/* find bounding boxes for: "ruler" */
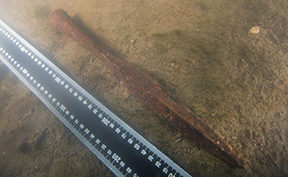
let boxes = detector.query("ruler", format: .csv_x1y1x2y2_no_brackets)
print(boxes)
0,19,192,177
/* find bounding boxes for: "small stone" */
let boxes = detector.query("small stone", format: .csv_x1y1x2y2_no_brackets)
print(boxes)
248,26,260,34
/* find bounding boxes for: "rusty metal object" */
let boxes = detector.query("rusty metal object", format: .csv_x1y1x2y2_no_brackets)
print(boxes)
48,9,246,168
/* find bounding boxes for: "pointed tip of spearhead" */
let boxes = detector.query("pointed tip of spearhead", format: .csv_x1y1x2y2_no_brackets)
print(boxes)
236,157,246,169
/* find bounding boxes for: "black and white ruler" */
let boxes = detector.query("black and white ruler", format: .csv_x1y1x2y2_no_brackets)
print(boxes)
0,19,192,177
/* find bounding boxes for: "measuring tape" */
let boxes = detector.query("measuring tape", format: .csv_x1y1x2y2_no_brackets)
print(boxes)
0,19,192,177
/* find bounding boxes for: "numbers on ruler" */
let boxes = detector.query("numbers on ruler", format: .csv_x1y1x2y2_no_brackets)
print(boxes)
148,155,154,162
95,139,101,145
126,167,132,174
163,167,169,174
119,161,125,168
134,143,140,150
128,138,133,144
102,117,110,126
155,161,161,168
115,128,121,134
141,149,147,155
121,133,127,139
112,153,121,163
109,123,115,129
90,134,95,139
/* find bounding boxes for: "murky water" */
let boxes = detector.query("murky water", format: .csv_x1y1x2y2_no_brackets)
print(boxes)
0,0,287,176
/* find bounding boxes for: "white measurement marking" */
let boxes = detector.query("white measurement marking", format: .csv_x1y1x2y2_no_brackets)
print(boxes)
60,104,67,112
128,138,133,144
141,149,147,156
90,134,95,139
55,77,61,83
22,69,28,74
109,123,115,129
93,109,98,114
121,133,127,139
84,128,90,134
155,161,161,168
115,128,121,134
112,153,121,163
107,149,112,155
101,144,107,150
119,161,125,168
102,117,110,126
148,155,154,162
126,167,132,174
95,139,101,145
134,144,140,150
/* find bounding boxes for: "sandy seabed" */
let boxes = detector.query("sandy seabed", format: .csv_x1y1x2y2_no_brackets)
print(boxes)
0,0,288,176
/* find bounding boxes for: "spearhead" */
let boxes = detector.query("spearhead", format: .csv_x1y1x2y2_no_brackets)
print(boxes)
48,9,246,169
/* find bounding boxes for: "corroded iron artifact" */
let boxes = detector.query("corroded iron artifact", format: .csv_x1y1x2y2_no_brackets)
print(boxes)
48,9,245,168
